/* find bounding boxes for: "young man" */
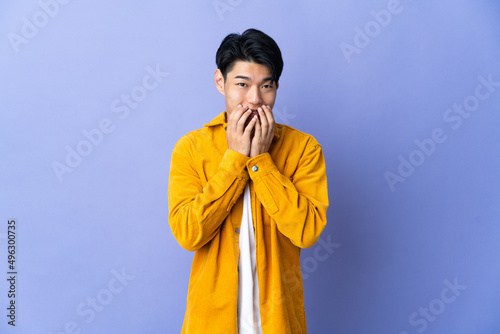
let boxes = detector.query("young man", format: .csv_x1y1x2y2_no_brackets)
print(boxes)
168,28,329,333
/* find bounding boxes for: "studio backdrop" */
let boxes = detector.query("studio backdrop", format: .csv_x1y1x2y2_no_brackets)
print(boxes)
1,0,499,333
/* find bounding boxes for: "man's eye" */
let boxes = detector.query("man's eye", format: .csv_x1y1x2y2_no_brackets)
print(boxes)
237,83,247,87
263,85,273,89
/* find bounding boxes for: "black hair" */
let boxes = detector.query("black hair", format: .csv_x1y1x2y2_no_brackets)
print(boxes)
216,28,283,84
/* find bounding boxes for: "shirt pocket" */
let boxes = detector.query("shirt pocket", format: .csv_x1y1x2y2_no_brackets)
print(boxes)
254,175,279,216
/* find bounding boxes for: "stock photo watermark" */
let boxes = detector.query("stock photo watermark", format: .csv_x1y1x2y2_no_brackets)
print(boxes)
273,106,296,125
340,0,415,64
5,219,18,327
384,74,500,192
249,233,340,328
48,268,135,334
7,0,73,54
51,64,169,183
301,234,340,280
398,277,467,334
213,0,243,21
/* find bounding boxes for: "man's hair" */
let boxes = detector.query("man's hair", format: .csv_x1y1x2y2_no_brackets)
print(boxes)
216,28,283,84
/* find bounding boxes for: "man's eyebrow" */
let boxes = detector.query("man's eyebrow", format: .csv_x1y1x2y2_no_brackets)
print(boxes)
233,75,274,82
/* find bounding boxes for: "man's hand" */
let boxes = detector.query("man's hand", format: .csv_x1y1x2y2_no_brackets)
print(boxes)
226,104,257,157
250,105,275,158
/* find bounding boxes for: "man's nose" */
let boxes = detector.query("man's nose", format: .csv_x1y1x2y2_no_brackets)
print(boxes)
246,86,262,106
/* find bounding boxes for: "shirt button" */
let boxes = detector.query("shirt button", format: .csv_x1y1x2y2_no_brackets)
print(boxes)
235,228,240,234
252,166,258,172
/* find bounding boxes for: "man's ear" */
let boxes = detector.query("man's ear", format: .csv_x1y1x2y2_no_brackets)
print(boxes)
214,69,225,95
276,81,279,90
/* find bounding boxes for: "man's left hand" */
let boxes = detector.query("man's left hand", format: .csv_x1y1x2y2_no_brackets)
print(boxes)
250,105,275,158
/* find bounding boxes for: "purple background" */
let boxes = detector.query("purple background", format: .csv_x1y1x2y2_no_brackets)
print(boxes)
1,0,499,333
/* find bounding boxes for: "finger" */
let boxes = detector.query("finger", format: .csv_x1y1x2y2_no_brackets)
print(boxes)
244,114,258,134
257,107,268,132
229,104,247,123
228,105,248,131
252,115,261,138
238,108,254,132
261,105,275,135
261,105,275,124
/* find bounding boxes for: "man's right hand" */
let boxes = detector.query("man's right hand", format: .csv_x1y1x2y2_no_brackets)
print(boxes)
226,104,257,157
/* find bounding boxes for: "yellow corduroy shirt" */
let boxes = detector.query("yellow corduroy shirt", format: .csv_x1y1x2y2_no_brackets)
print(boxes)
168,111,329,334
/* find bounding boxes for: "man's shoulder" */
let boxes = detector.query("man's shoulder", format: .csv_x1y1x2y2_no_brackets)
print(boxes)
173,125,215,149
277,123,321,148
173,113,224,152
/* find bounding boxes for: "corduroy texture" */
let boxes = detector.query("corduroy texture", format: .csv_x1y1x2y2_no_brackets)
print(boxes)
168,112,329,334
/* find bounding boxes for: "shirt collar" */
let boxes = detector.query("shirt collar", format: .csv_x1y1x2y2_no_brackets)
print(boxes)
203,111,227,127
204,111,282,140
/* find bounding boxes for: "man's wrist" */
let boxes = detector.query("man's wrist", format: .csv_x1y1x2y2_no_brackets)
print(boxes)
221,149,250,177
246,153,277,178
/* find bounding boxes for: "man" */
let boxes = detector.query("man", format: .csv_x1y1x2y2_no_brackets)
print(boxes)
168,28,329,333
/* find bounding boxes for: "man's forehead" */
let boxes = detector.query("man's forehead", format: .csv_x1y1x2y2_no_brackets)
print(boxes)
228,61,272,81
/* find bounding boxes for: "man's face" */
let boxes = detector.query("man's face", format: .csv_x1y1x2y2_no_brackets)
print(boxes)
215,60,279,119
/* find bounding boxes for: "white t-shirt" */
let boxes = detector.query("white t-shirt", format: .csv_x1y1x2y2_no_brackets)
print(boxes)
237,184,263,334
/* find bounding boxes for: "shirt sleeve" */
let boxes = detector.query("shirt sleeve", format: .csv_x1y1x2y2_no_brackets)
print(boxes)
246,140,329,248
168,142,249,251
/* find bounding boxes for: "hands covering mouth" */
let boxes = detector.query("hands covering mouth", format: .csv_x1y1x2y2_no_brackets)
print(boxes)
245,109,261,127
226,104,275,158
